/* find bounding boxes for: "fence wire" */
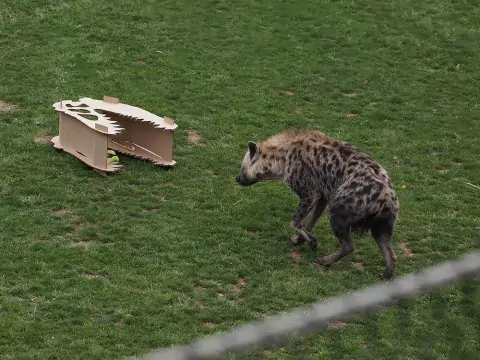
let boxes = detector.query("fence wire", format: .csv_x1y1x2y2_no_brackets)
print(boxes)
136,251,480,360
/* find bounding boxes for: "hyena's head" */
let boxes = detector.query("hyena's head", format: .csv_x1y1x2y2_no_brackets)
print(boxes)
235,141,264,186
236,141,281,186
235,142,261,186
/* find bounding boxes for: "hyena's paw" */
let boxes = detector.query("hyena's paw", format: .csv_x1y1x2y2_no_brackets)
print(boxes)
316,257,332,268
381,271,395,281
291,234,305,246
292,228,318,250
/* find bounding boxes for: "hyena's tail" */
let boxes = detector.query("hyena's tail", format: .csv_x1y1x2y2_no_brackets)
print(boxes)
350,214,396,237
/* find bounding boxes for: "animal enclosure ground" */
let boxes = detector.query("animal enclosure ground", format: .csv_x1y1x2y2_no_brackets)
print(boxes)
0,0,479,359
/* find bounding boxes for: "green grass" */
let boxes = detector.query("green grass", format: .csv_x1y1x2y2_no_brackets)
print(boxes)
1,0,479,359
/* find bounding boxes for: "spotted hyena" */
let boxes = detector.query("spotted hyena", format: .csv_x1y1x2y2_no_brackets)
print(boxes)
235,128,399,279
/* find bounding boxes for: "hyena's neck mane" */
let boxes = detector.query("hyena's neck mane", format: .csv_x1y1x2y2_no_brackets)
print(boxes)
256,129,334,180
263,129,331,148
257,141,289,179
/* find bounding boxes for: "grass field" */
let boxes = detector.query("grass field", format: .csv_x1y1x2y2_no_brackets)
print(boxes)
1,0,479,359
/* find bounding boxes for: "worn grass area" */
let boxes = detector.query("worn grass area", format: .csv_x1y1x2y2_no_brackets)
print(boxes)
0,0,479,359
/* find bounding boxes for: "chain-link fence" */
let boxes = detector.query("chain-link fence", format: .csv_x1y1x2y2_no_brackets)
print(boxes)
135,250,480,360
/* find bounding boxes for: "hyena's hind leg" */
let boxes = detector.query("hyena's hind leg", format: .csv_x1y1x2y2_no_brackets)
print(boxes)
317,214,355,267
291,197,328,249
290,197,320,250
371,216,397,280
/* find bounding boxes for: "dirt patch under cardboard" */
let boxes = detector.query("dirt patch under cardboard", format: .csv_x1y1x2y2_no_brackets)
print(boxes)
34,134,54,144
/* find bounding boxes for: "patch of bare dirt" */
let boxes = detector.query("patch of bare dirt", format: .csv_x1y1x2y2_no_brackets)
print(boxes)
115,314,132,326
232,278,246,293
52,209,71,216
83,274,106,279
328,321,348,329
346,112,359,118
187,130,201,145
203,322,222,328
263,347,285,356
0,100,17,111
285,90,295,95
399,243,414,257
437,169,449,174
353,262,364,271
290,250,302,263
199,303,205,311
34,134,53,144
343,92,357,97
70,241,92,248
67,224,85,235
206,169,218,177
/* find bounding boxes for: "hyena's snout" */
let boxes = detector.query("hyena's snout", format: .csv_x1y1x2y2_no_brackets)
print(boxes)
235,173,249,186
235,173,256,186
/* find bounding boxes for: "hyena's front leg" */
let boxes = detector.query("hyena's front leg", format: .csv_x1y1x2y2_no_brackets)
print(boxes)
290,197,318,250
291,197,327,249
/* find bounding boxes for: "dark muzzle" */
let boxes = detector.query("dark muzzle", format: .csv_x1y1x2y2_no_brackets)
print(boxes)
235,173,255,186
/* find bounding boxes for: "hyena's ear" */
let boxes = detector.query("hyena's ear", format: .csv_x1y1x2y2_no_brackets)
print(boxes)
248,141,259,161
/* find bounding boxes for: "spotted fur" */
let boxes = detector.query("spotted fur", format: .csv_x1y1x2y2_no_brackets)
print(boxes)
235,128,399,279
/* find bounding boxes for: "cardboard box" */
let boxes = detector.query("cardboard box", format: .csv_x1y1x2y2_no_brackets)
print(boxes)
51,96,177,175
